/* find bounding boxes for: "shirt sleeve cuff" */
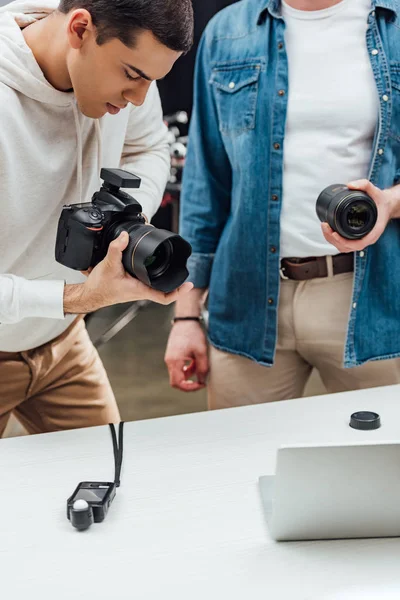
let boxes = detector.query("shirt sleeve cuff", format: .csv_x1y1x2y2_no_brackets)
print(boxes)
187,253,215,289
19,279,66,320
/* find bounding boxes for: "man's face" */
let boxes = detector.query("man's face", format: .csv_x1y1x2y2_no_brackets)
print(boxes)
66,12,182,118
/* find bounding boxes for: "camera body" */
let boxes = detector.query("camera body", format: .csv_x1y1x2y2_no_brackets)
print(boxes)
56,168,144,272
55,168,191,293
316,184,378,240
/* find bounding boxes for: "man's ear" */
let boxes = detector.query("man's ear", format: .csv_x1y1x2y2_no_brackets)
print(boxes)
66,9,95,50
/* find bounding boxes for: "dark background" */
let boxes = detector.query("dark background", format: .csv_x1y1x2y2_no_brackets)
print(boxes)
158,0,239,117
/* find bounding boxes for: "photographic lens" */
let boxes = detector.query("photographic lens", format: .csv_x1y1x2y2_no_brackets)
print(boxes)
112,222,191,293
346,203,369,230
316,184,377,240
143,241,173,277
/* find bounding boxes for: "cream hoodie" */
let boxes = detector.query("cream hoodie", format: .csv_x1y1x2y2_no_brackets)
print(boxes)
0,0,170,351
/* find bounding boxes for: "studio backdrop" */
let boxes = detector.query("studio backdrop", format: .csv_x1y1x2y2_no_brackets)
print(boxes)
158,0,239,117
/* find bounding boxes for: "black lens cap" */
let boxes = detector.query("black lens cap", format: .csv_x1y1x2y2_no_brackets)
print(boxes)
350,411,381,431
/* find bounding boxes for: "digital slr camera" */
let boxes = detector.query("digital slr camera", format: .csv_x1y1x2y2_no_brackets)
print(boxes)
55,168,192,293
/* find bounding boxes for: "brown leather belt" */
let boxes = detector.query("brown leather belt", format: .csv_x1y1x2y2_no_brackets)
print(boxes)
280,253,354,281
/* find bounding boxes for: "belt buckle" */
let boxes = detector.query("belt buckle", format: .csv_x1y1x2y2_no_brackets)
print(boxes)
280,265,289,280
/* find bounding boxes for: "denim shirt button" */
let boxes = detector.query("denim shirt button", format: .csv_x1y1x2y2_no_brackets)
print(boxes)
371,49,379,56
278,89,285,96
378,148,384,155
272,194,279,201
383,94,389,102
353,303,357,309
273,142,281,150
268,298,274,305
278,42,283,50
359,251,365,258
228,82,236,89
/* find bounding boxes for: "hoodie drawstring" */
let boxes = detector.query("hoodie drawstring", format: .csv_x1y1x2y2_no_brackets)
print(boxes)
95,119,102,182
72,100,83,203
72,101,103,202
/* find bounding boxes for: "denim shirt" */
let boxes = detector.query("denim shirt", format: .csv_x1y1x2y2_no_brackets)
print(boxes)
180,0,400,368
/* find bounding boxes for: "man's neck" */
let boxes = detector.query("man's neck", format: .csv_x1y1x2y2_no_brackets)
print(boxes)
22,13,72,92
284,0,344,9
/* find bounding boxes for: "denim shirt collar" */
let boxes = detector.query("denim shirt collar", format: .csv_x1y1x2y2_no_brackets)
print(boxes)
373,0,398,13
257,0,280,22
256,0,398,24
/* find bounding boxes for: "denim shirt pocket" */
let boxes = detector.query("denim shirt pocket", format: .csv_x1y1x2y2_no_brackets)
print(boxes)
209,61,262,135
389,63,400,181
389,63,400,141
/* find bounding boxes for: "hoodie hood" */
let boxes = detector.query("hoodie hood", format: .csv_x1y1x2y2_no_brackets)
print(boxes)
0,0,58,27
0,0,104,205
0,0,72,106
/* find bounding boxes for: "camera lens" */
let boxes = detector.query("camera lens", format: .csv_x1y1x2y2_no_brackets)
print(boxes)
316,184,378,240
110,223,191,293
346,203,369,230
143,240,173,278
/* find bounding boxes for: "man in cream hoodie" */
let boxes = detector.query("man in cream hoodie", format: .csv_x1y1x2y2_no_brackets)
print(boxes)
0,0,194,435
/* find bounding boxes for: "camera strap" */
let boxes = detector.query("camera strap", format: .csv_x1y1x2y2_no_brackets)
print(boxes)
109,422,125,487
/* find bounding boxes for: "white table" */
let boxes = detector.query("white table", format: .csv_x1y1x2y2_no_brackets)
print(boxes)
1,385,400,599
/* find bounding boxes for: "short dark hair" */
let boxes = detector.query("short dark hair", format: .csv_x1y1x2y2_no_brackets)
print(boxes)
58,0,194,52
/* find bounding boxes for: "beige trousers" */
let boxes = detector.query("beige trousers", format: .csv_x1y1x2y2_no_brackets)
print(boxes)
208,272,400,410
0,317,120,436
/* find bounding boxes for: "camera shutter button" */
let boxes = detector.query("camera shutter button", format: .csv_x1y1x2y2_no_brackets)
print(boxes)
90,211,101,219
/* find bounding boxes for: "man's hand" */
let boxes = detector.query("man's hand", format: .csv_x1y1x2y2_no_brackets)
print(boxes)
165,321,209,392
321,180,400,253
64,231,193,314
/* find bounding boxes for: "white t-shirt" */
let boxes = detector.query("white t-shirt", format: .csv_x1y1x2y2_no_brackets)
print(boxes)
279,0,378,258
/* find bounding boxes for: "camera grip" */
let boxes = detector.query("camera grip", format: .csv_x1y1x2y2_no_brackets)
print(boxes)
56,216,99,271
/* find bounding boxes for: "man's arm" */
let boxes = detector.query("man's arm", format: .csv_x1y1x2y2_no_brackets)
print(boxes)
0,274,64,324
62,232,193,314
165,31,232,391
322,179,400,252
120,82,170,222
177,31,232,297
0,234,193,325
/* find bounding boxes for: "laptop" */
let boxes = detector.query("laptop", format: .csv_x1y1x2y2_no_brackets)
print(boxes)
259,441,400,541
